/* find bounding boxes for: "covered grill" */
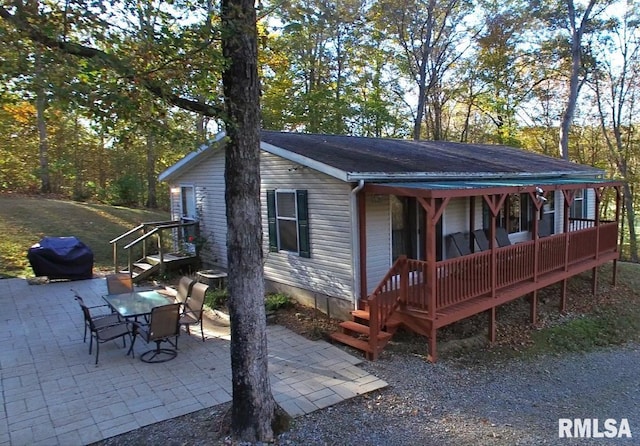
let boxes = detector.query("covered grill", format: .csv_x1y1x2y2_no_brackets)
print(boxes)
27,236,94,280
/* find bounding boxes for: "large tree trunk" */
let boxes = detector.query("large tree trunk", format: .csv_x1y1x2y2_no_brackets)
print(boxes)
221,0,277,441
622,182,638,262
412,56,429,141
558,0,598,160
558,31,581,161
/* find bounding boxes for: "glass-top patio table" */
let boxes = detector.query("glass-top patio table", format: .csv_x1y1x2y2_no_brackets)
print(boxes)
103,290,174,319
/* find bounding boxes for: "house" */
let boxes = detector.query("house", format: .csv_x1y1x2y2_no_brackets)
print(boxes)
159,131,623,361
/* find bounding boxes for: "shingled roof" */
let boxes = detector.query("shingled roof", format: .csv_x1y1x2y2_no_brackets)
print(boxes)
160,131,604,183
260,131,602,181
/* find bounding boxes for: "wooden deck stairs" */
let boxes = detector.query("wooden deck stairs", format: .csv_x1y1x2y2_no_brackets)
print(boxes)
110,220,201,283
330,309,398,360
119,253,199,283
118,257,159,282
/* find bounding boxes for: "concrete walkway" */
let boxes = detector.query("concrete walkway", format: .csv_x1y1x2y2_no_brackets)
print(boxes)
0,277,386,446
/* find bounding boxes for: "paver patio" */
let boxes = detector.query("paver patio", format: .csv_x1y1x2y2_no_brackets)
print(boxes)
0,277,387,446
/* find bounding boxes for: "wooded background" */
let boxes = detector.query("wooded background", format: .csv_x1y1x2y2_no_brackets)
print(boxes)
0,0,638,259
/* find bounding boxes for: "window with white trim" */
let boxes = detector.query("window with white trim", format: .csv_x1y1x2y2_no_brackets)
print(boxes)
570,189,588,219
485,193,533,234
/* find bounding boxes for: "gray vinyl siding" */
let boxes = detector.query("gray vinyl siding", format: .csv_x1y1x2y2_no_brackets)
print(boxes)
168,150,227,268
441,198,470,259
557,188,596,232
366,194,391,294
443,198,469,235
261,152,354,301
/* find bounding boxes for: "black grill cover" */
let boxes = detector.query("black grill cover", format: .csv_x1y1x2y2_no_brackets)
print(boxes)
27,236,94,280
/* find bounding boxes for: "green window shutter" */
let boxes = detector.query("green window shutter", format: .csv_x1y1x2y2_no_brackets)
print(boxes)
266,190,278,252
296,190,310,258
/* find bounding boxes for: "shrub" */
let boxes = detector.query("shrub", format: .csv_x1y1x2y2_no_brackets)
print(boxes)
205,288,228,309
265,293,292,312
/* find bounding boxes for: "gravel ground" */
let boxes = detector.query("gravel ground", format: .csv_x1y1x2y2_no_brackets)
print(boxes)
279,344,640,446
95,342,640,446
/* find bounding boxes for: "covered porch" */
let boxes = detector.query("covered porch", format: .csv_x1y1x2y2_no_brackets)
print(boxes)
333,177,623,362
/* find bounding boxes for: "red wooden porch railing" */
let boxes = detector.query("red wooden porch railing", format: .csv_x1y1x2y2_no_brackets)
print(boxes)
366,256,407,354
367,221,619,322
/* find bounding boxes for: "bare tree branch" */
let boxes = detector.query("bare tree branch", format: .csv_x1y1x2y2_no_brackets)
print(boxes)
0,5,225,118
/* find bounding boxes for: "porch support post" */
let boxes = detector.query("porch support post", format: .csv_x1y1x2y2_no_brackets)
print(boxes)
488,307,496,343
528,191,544,283
530,290,538,325
419,196,448,364
428,326,437,363
613,185,622,286
592,188,603,295
469,196,476,252
417,196,449,320
482,193,508,299
358,190,367,306
560,190,574,313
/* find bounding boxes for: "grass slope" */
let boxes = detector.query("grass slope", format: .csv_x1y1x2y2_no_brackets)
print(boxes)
0,195,169,278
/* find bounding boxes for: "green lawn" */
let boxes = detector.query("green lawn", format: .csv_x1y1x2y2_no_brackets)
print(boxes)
0,195,169,278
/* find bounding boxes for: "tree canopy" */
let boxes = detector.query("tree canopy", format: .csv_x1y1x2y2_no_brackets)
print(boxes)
0,0,638,259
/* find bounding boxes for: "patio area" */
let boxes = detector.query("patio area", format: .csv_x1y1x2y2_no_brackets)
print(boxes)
0,277,387,446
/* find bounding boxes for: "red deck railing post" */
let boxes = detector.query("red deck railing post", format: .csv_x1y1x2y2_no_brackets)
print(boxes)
400,256,408,306
369,295,379,357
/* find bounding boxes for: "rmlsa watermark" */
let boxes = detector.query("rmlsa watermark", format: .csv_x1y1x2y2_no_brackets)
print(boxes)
559,418,632,439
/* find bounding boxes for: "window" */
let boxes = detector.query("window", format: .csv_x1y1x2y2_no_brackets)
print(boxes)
570,189,588,218
179,185,197,243
180,185,196,220
267,190,310,257
390,196,440,261
485,193,532,234
541,191,555,236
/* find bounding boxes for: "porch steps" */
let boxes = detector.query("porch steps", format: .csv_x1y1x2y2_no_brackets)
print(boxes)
133,262,154,271
330,313,394,360
119,257,160,282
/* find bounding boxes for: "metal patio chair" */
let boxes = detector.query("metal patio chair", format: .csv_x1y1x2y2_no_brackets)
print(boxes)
76,296,132,364
130,303,181,363
175,276,196,306
74,294,122,346
447,232,472,258
106,273,134,295
179,282,209,346
495,227,513,247
472,229,491,251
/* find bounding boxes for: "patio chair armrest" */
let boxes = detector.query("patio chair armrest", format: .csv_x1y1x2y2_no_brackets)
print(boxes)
131,320,150,336
87,303,110,310
88,303,117,315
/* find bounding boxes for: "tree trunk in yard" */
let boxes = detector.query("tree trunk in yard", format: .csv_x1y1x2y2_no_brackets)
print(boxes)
558,0,598,160
558,30,582,161
221,0,278,441
413,55,429,141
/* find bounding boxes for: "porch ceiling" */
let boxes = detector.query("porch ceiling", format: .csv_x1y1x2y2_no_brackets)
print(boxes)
365,177,623,198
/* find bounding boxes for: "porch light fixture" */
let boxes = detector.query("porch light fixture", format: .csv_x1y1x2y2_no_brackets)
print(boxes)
535,187,547,203
170,186,180,194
